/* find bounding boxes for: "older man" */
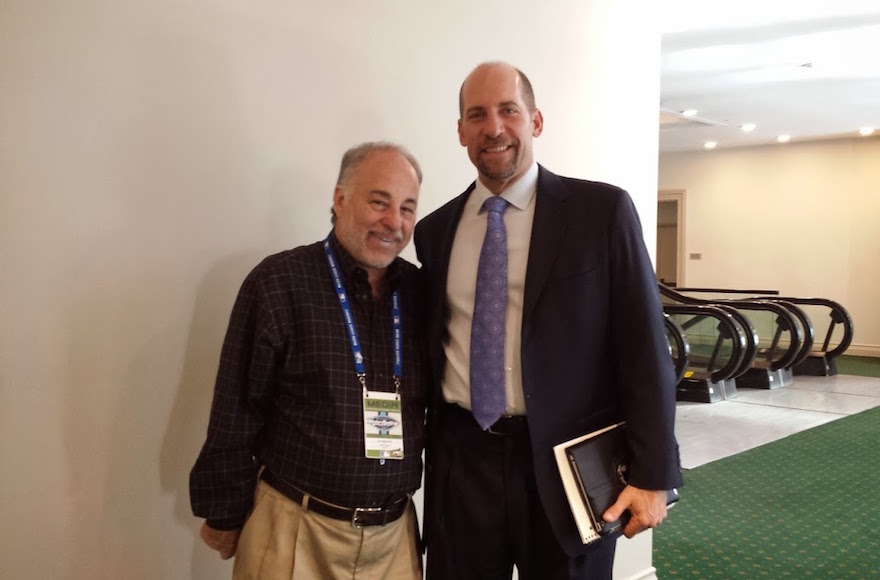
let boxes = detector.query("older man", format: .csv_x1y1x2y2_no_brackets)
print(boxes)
191,141,428,579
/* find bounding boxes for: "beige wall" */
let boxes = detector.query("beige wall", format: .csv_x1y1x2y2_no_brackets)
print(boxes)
0,1,663,578
659,137,880,356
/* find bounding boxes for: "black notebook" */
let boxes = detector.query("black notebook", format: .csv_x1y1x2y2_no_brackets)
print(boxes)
553,422,679,544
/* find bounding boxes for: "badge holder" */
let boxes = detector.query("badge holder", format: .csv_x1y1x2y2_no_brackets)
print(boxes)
362,375,404,463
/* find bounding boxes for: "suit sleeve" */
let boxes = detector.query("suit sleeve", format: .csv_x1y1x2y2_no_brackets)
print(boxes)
608,191,683,490
189,265,281,530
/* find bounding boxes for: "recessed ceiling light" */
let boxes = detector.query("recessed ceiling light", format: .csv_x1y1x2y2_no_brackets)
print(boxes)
704,141,717,149
681,109,698,117
740,123,756,133
777,134,791,143
859,127,875,136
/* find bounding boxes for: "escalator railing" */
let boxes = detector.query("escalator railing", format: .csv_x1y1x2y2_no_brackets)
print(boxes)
663,303,749,402
674,287,853,376
780,297,854,375
664,313,690,385
712,303,760,380
660,284,805,389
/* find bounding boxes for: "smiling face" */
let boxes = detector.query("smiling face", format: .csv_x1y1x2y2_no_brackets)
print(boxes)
332,149,420,278
458,63,543,194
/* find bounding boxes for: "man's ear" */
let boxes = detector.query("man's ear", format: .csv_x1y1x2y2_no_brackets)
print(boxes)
531,109,544,138
333,186,346,214
458,118,466,146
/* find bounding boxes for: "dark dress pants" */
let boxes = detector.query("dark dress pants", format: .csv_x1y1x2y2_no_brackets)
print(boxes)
426,404,615,580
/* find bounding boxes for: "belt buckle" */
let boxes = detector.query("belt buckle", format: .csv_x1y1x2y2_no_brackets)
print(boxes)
486,422,505,435
351,506,383,528
486,416,514,436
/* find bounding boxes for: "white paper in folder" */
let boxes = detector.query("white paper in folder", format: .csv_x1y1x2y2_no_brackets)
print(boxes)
552,422,623,544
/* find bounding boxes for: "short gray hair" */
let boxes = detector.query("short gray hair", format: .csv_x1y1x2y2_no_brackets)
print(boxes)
331,141,422,223
336,141,423,187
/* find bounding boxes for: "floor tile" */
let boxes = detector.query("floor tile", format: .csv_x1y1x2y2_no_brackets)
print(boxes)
788,374,880,397
734,386,880,414
675,373,880,469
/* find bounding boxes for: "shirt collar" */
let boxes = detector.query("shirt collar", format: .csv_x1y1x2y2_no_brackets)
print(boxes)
472,161,538,212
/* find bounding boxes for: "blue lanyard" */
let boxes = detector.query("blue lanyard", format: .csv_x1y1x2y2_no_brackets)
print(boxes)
323,237,402,391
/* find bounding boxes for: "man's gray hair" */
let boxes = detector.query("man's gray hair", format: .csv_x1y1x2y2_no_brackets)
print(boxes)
331,141,422,224
336,141,423,187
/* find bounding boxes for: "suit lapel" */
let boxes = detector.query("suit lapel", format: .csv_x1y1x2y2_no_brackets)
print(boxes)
523,166,570,319
435,184,475,289
425,184,474,371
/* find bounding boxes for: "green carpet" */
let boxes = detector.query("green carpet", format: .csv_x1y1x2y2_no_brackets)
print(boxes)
654,405,880,578
836,355,880,378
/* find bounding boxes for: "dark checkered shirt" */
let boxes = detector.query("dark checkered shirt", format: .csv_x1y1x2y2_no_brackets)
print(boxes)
189,234,428,530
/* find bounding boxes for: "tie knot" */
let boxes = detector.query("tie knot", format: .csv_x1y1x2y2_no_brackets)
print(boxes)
483,195,508,215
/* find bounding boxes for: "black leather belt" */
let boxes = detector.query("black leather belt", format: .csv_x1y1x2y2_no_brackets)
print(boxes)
444,402,528,436
486,414,529,436
261,470,409,528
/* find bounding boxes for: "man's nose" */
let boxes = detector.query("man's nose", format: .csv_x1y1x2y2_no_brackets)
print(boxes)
485,113,504,138
383,208,403,231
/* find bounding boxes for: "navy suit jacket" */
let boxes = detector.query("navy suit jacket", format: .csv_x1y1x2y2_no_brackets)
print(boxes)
414,165,682,556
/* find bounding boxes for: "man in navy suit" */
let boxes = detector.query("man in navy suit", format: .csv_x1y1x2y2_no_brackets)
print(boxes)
413,61,682,579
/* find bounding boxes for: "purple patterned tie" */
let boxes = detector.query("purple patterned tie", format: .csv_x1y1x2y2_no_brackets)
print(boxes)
470,195,509,429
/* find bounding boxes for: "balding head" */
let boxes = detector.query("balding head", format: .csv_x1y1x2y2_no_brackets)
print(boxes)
459,61,536,118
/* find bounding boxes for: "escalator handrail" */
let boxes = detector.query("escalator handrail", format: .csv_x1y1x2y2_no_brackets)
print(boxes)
690,293,823,367
674,287,779,296
660,283,804,371
663,313,690,384
711,304,759,379
663,303,746,383
757,299,815,367
757,297,853,359
672,287,853,361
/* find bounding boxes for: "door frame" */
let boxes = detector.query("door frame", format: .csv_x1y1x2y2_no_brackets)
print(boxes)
658,189,686,286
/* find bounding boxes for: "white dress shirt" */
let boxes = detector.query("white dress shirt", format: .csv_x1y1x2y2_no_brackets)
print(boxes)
442,163,538,415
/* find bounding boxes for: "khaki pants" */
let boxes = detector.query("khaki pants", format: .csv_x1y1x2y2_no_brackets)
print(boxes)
233,480,421,580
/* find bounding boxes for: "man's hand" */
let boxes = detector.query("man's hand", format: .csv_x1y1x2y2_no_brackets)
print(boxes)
199,521,241,560
602,485,669,538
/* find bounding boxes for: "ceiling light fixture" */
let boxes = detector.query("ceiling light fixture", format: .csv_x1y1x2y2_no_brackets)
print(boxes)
777,134,791,143
704,141,717,149
740,123,756,133
681,109,698,117
859,127,875,136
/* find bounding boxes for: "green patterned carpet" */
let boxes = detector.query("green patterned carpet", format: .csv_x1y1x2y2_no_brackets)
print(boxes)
836,355,880,378
654,404,880,578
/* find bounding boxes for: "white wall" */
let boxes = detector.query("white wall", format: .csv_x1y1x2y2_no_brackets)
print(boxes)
659,137,880,356
0,1,662,578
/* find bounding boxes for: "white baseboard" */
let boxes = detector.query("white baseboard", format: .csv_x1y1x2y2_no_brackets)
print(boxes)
845,343,880,357
622,567,658,580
